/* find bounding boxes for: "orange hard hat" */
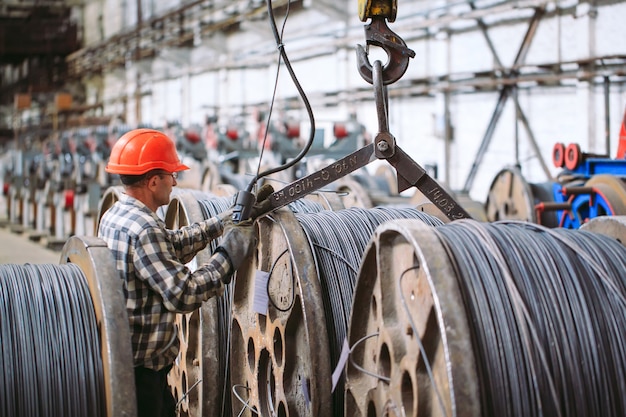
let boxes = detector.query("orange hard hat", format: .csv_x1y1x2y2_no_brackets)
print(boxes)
105,128,190,175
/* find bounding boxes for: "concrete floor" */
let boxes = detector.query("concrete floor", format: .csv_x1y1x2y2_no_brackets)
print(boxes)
0,196,63,265
0,222,63,265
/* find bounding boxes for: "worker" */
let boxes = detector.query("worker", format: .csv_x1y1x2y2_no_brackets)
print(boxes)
98,128,272,417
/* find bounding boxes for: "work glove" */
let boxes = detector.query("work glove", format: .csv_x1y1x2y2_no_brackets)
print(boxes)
249,183,275,220
219,183,275,229
216,220,258,283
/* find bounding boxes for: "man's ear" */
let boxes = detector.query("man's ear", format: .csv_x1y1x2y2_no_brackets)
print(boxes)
146,174,159,189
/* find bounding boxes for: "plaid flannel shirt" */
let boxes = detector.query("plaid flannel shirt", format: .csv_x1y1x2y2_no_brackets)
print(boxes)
98,194,231,371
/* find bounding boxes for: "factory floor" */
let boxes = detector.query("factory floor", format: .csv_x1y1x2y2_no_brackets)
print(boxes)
0,222,62,265
0,197,62,265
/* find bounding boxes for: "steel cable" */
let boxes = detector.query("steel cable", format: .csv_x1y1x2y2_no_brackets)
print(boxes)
184,193,445,416
194,191,236,417
191,190,327,417
433,220,626,417
0,263,105,417
294,207,444,416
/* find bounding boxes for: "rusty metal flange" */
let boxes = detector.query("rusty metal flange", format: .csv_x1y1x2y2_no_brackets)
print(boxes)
585,174,626,216
580,215,626,246
230,209,333,417
485,167,536,223
60,235,137,417
345,219,480,417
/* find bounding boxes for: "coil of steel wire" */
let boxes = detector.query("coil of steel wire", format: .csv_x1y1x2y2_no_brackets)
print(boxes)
230,206,443,417
163,188,331,417
345,218,626,417
162,189,233,417
0,263,104,416
298,208,444,417
1,235,135,417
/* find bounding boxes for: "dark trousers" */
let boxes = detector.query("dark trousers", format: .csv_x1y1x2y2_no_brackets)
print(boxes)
134,364,176,417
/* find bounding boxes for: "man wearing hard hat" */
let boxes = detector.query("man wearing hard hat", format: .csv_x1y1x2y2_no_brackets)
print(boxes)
98,128,267,417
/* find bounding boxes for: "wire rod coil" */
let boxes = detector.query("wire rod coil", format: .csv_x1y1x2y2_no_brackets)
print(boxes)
163,187,333,416
346,218,626,417
60,235,136,417
346,219,480,417
230,206,443,417
163,189,234,417
165,188,328,417
296,208,443,417
1,235,135,417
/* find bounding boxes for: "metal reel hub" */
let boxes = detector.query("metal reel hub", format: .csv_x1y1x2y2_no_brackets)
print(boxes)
485,167,536,223
230,209,332,417
60,235,136,417
345,220,480,417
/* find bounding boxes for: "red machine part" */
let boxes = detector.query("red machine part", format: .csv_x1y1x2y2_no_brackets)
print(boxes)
617,110,626,159
286,123,300,139
184,130,201,144
226,127,239,141
333,123,349,139
3,182,9,196
64,189,74,210
564,143,582,171
552,142,566,168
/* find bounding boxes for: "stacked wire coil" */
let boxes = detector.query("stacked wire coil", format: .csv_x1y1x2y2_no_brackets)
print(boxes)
230,205,444,417
164,188,329,417
196,192,236,417
162,189,234,417
296,208,444,417
345,218,626,417
0,263,105,417
436,220,626,417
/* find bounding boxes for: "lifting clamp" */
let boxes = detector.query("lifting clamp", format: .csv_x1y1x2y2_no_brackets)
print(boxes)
259,62,472,222
246,0,472,222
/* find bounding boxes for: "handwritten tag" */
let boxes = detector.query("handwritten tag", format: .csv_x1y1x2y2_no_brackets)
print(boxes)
253,270,270,316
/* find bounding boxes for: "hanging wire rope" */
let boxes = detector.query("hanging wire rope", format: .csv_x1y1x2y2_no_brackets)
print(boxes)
294,207,444,416
433,220,626,417
0,263,105,417
239,0,316,193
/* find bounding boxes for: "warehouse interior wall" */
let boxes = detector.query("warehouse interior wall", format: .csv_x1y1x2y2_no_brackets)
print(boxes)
1,0,625,201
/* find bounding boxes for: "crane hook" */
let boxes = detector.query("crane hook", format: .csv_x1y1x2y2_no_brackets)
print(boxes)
356,17,415,86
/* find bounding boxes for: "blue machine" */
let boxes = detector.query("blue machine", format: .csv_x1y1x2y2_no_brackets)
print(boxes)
544,142,626,229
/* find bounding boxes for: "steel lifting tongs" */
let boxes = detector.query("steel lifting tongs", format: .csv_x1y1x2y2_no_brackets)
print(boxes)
260,1,472,222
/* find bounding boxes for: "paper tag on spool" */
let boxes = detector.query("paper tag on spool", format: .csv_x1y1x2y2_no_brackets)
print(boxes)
253,270,270,316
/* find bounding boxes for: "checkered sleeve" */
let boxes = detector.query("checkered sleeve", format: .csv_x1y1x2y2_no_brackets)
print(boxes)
166,214,226,264
134,223,231,313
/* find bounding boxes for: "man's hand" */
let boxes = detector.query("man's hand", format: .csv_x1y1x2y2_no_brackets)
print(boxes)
218,183,275,232
249,183,274,220
216,220,257,283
